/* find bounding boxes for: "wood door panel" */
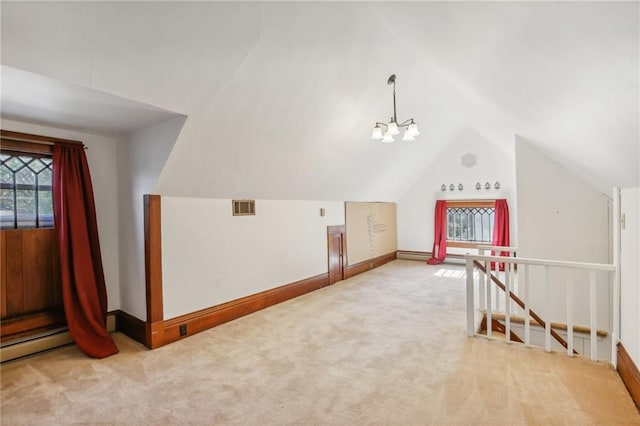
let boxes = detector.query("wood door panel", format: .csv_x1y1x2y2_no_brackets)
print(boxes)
51,237,62,309
22,229,54,313
327,226,345,285
1,228,62,320
1,232,7,318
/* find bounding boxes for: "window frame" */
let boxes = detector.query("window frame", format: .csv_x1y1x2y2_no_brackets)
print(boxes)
445,200,496,248
0,130,83,230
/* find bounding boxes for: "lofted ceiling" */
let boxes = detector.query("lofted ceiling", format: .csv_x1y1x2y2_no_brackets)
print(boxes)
1,1,637,201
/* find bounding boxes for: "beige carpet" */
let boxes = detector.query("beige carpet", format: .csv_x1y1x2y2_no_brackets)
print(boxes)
1,260,638,425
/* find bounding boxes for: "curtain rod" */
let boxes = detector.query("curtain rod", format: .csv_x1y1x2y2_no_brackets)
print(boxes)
1,130,87,149
1,138,88,150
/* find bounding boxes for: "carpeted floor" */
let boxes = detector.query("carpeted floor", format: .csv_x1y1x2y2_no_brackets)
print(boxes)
1,260,638,425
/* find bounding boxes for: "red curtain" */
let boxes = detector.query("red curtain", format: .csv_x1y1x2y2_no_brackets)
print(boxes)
491,199,510,271
53,144,118,359
427,200,448,265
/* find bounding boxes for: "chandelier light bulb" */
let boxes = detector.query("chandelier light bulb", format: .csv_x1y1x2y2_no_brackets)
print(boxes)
408,122,420,136
388,120,399,136
402,130,415,141
371,125,383,140
382,131,395,143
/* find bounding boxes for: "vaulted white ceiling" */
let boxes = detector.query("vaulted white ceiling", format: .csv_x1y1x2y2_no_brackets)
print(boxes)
1,2,637,201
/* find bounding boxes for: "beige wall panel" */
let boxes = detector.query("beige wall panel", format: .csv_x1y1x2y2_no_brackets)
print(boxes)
346,202,397,266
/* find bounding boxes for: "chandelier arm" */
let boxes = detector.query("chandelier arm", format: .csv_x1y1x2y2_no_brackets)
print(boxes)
397,118,414,127
375,122,389,128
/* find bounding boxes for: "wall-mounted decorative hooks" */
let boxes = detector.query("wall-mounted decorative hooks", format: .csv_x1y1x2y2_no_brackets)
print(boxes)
442,181,497,191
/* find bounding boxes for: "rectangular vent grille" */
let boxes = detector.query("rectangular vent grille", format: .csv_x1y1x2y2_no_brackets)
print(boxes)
232,200,255,216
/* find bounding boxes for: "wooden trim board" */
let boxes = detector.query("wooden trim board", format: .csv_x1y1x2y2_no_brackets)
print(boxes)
344,251,397,280
1,129,83,146
446,200,495,208
161,273,329,346
617,342,640,410
1,310,66,342
113,310,146,346
144,194,164,348
343,251,397,279
486,311,608,338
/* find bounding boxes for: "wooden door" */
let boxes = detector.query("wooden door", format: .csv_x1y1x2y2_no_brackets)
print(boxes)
327,225,345,285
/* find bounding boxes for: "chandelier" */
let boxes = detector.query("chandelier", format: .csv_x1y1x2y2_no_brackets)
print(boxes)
371,74,420,143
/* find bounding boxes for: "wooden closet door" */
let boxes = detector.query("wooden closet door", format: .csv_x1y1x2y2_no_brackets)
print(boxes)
327,226,345,285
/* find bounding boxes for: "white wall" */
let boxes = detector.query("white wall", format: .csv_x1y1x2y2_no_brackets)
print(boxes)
397,129,516,255
1,118,122,311
161,198,344,319
516,137,610,332
620,186,639,366
117,116,186,320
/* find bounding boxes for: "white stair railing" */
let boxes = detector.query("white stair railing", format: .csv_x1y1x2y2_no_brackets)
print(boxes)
465,252,616,363
476,245,518,334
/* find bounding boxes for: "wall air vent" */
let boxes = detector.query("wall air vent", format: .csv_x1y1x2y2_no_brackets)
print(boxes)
232,200,255,216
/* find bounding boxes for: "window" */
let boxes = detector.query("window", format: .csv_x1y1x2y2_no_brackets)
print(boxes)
0,150,54,229
446,200,495,247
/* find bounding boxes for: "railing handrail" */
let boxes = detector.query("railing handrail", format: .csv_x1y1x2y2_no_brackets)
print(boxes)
464,254,615,272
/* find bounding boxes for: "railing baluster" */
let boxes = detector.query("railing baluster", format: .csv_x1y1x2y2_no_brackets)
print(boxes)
466,258,475,337
511,261,515,315
483,255,489,315
590,270,597,361
505,260,511,342
544,266,551,352
479,248,486,311
524,264,530,346
494,263,500,313
566,269,573,357
486,260,492,338
509,252,516,316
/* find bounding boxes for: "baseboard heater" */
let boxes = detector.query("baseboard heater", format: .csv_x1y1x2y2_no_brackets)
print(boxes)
1,314,117,363
1,328,73,363
396,250,467,263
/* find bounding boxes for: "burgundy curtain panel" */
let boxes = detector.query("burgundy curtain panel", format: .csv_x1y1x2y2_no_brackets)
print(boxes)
491,199,510,271
427,200,448,265
53,144,118,359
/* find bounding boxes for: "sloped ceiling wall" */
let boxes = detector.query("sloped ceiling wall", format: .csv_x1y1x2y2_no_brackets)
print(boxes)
1,2,638,201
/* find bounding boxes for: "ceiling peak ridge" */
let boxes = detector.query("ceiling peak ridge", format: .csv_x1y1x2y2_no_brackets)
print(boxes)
199,4,271,114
